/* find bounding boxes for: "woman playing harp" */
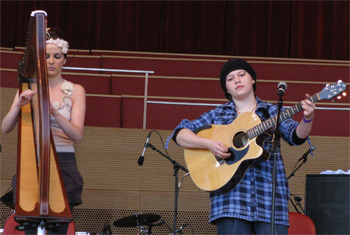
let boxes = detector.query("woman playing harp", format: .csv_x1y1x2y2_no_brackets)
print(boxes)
2,27,86,234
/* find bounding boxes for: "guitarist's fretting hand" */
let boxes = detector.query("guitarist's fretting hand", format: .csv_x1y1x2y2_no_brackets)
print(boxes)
176,128,232,159
301,93,315,120
296,93,316,139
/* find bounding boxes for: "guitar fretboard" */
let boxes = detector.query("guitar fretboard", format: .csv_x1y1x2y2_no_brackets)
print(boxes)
247,93,320,139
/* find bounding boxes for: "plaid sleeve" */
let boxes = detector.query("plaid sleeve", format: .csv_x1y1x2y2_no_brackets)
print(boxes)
165,119,197,148
268,103,302,146
165,107,221,149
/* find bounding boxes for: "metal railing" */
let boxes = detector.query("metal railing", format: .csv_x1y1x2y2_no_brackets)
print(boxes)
63,66,154,129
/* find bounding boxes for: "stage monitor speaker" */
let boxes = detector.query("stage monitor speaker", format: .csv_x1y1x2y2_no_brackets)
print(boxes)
305,174,350,234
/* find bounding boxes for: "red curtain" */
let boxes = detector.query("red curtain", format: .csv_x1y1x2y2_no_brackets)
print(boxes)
290,1,349,60
1,0,348,60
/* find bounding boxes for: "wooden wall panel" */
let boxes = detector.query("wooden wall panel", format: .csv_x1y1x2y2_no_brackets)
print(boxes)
0,51,22,70
64,55,102,73
101,55,224,77
63,72,112,95
0,69,19,88
111,75,146,96
85,95,121,128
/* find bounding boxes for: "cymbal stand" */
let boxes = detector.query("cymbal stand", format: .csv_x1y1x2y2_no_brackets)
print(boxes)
135,212,148,235
137,225,149,235
134,213,149,235
147,143,189,235
147,219,165,234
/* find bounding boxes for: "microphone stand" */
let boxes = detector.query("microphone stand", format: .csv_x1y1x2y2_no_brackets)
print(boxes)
270,95,283,235
288,194,302,214
287,156,309,180
287,155,310,214
147,143,189,235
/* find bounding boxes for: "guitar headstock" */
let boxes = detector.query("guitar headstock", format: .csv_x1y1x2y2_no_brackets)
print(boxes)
318,80,347,101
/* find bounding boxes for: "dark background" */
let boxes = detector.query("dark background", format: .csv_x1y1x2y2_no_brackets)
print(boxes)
1,0,349,60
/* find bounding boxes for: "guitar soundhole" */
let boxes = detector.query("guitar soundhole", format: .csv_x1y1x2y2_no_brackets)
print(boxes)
232,131,248,148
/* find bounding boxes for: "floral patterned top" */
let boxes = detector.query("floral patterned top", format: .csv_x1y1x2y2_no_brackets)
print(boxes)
50,79,74,152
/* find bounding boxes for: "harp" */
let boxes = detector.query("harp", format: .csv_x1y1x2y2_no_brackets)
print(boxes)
4,10,73,234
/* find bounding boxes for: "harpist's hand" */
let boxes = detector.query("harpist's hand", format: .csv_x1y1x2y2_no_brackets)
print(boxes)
17,89,36,107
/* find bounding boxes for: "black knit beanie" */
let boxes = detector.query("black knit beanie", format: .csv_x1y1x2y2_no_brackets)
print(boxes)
220,58,257,100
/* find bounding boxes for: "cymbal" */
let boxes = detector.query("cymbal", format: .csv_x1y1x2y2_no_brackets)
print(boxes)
113,214,161,227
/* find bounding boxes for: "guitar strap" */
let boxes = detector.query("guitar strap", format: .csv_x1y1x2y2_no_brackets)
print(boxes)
257,106,276,138
258,106,271,121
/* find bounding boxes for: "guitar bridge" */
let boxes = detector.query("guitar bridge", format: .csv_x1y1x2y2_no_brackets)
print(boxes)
215,156,225,167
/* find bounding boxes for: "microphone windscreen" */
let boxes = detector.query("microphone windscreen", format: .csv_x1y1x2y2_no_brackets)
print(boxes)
138,156,144,166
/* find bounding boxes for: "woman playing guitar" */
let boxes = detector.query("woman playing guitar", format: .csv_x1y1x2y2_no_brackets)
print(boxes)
169,58,315,234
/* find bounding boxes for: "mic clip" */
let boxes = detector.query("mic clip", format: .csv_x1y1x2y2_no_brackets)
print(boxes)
277,81,287,97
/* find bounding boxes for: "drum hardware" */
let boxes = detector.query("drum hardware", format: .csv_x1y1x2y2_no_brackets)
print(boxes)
113,213,162,234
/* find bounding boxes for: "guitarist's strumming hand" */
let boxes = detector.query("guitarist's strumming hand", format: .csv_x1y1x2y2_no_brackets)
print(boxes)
207,139,231,159
176,128,231,159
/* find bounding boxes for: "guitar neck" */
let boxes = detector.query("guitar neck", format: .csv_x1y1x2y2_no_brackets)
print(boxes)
247,93,320,139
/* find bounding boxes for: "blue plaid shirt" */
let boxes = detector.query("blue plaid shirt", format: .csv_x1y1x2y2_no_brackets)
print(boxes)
167,96,306,226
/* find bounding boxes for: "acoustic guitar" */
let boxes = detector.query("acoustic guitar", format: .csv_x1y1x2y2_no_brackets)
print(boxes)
184,81,347,193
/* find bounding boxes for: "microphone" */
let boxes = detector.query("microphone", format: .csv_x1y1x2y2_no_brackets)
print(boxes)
138,131,152,166
277,81,287,96
298,145,316,162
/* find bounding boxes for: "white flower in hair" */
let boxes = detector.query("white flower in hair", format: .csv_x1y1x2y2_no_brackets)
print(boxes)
46,38,69,54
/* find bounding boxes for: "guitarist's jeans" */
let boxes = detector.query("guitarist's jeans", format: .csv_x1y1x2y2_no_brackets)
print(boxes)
216,217,288,235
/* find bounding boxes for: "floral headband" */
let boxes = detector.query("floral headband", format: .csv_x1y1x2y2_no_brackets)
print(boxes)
46,38,69,54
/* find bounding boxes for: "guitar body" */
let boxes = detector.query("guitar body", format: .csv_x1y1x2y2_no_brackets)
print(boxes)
184,112,269,193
